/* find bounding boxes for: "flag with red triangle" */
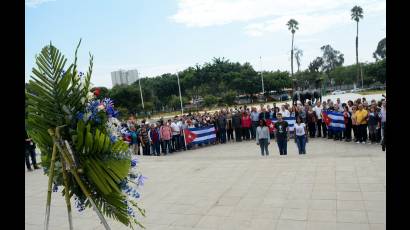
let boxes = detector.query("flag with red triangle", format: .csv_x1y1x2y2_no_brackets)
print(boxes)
322,111,332,126
184,129,198,144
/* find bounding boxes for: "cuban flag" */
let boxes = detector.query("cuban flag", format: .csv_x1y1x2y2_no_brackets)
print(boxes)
322,111,345,131
270,117,296,131
184,126,216,145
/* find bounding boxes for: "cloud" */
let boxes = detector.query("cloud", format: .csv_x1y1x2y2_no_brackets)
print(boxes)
171,0,385,36
25,0,55,8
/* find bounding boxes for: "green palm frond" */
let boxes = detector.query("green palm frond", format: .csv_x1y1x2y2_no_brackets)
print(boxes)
26,41,145,228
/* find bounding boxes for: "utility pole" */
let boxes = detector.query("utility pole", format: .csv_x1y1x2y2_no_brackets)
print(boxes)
138,73,144,109
360,64,364,89
176,71,184,115
260,56,265,94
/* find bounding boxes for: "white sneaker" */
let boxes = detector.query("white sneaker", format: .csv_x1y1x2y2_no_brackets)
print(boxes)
356,141,360,144
362,142,366,144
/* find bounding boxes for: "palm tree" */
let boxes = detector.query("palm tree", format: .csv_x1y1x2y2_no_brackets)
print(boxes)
351,6,364,87
294,47,303,72
287,19,299,77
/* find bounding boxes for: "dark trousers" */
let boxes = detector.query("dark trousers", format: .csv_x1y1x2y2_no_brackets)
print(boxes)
295,135,306,154
317,119,327,137
333,131,342,140
308,122,316,138
179,134,186,150
160,140,165,153
25,148,37,169
277,138,288,155
235,128,242,141
151,141,161,156
219,128,227,143
368,124,377,142
352,125,358,141
163,140,172,154
376,126,382,142
242,127,250,140
227,129,234,141
259,138,269,156
357,124,368,142
142,142,150,155
251,121,258,139
344,122,352,140
172,134,180,151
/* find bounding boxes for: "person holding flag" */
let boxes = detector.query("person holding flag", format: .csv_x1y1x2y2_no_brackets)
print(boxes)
274,113,289,155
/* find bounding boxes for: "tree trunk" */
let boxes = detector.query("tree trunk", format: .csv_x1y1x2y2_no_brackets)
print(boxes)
291,33,294,77
356,21,359,87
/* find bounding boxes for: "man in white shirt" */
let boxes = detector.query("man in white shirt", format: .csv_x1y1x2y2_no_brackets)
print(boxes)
314,101,327,138
281,105,290,117
171,117,181,151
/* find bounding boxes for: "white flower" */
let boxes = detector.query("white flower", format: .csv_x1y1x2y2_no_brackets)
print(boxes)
87,92,95,100
97,104,105,111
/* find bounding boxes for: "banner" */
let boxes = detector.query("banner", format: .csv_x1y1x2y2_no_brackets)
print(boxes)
322,111,345,131
270,117,296,131
184,126,216,145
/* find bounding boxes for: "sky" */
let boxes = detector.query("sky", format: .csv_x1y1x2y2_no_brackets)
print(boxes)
25,0,386,88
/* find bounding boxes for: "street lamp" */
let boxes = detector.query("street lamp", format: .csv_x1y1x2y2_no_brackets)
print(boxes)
176,71,184,115
260,56,265,95
138,74,144,109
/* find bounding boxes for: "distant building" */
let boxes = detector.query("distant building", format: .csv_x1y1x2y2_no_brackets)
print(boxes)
111,69,139,86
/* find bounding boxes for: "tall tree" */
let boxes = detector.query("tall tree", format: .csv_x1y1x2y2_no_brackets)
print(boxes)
287,19,299,79
308,57,324,73
373,37,386,61
351,5,364,86
320,45,344,86
294,47,303,72
320,45,344,73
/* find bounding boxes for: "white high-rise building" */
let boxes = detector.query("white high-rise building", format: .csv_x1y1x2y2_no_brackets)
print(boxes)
111,69,139,86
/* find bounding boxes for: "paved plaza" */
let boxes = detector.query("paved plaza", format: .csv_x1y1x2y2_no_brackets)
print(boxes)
26,137,385,230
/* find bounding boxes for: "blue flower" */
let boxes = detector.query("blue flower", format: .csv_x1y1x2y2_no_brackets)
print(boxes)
137,175,147,186
131,159,138,167
76,112,84,120
110,135,117,143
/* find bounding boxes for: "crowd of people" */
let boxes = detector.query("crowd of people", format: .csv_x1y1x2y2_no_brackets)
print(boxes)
121,96,387,157
25,96,386,171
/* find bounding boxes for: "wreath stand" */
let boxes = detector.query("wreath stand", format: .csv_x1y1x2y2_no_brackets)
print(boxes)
43,126,111,230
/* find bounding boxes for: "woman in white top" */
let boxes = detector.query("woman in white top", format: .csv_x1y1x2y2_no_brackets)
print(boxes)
256,119,270,156
294,116,308,154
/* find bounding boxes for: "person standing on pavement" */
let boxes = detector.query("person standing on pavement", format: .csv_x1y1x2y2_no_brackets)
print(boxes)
256,119,270,156
307,106,317,138
274,113,289,155
171,118,181,151
160,121,173,154
226,111,234,142
25,130,39,171
314,101,326,138
241,111,252,140
139,126,151,155
149,123,161,156
343,106,352,142
232,111,242,142
294,116,308,154
380,100,386,151
217,112,227,144
355,104,369,144
250,107,260,140
130,126,140,155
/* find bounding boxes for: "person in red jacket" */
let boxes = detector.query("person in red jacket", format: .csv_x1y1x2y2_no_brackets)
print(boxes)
241,111,252,140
